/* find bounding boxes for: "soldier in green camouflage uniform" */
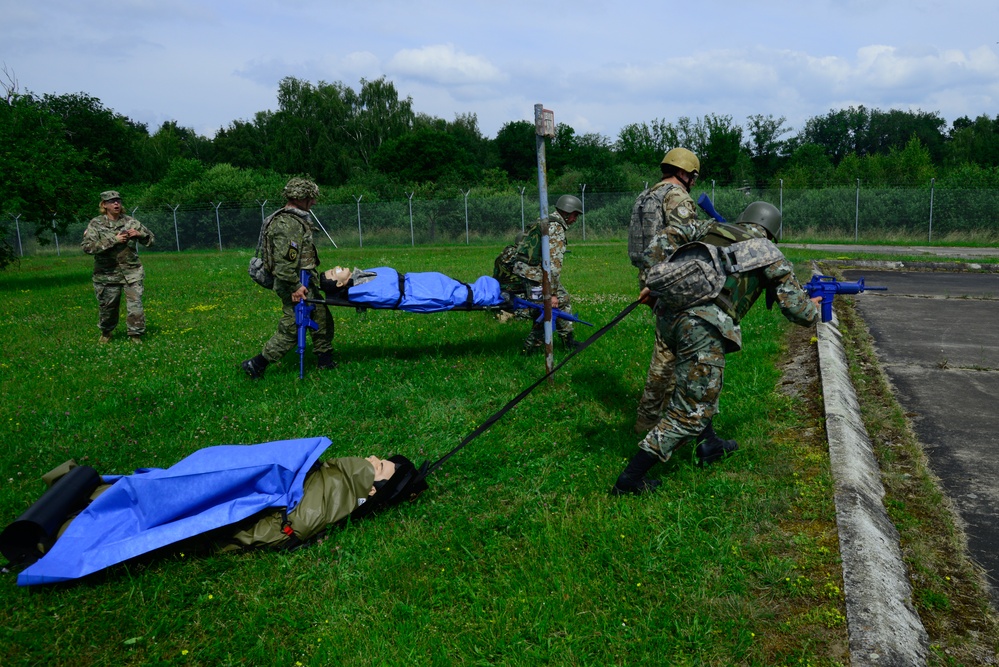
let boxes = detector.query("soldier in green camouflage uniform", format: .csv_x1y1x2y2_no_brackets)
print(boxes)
493,194,583,353
81,190,155,343
633,149,712,432
242,178,335,379
613,202,821,495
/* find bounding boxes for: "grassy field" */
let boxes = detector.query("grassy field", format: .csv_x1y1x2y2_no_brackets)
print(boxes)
0,242,987,665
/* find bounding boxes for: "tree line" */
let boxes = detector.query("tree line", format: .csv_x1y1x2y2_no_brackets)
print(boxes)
3,70,999,267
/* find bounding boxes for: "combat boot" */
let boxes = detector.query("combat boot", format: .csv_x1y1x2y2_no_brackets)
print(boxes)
316,351,338,370
98,331,113,344
610,450,662,496
560,333,583,352
695,421,739,466
241,354,269,380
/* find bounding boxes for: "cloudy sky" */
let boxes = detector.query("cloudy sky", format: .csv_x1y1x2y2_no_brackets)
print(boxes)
3,0,998,142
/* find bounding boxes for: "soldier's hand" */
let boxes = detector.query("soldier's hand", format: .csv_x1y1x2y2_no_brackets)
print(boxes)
639,287,658,310
291,286,308,303
551,296,559,308
115,231,129,243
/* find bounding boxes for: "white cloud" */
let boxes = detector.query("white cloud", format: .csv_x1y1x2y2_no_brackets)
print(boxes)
387,44,507,86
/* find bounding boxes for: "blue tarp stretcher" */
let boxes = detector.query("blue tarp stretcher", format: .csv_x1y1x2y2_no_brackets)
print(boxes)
322,267,505,313
15,437,331,586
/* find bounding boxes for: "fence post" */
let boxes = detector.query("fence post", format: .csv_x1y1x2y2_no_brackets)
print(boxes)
406,192,415,246
711,179,716,203
257,199,268,225
519,186,526,232
854,179,860,242
462,189,471,245
212,201,223,251
779,179,784,241
52,214,60,257
354,195,363,248
171,204,181,251
12,214,22,257
130,207,140,254
928,177,935,243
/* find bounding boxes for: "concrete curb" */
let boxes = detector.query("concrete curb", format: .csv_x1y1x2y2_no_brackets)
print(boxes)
815,305,930,665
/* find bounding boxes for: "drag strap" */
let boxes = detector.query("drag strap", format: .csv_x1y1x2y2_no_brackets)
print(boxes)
425,300,641,476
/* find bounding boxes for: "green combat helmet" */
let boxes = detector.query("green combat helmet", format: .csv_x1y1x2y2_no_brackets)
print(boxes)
555,194,583,215
660,147,700,177
283,177,320,200
735,201,782,240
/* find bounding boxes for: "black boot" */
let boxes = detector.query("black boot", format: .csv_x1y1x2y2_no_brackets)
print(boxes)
316,351,338,370
695,420,739,466
560,333,583,352
241,354,269,379
611,450,662,496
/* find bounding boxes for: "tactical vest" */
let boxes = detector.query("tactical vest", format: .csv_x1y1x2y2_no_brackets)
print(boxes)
645,222,782,319
628,182,678,268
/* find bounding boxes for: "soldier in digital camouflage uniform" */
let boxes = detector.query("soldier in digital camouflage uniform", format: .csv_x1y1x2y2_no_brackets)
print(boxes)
612,202,821,495
633,148,712,432
242,178,335,379
81,190,156,343
493,194,583,353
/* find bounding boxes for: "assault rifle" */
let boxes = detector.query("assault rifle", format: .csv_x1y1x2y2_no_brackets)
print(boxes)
696,193,727,223
295,269,319,379
509,296,593,327
805,275,887,323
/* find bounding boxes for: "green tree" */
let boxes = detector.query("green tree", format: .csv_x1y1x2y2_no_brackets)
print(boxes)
615,118,679,169
700,114,743,185
745,114,791,184
494,120,536,182
372,126,477,185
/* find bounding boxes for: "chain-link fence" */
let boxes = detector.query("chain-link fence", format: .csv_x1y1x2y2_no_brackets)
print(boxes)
5,184,998,257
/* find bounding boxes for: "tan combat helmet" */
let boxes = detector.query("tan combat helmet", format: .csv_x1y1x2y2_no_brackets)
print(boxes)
735,201,782,240
660,148,700,177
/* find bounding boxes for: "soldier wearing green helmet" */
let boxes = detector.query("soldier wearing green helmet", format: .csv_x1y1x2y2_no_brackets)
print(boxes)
493,194,584,353
242,177,336,379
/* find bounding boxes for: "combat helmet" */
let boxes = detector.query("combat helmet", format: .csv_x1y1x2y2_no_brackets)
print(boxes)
660,148,700,176
735,201,782,240
283,177,320,200
555,194,583,215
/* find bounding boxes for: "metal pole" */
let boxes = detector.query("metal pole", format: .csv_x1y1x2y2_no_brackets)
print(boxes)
519,187,526,232
462,189,470,245
354,195,363,248
13,214,22,257
928,177,935,242
407,192,415,246
257,199,268,225
580,184,586,241
535,103,554,378
779,178,784,241
52,215,60,257
212,201,223,251
130,207,139,255
712,180,716,203
171,204,180,251
855,179,860,242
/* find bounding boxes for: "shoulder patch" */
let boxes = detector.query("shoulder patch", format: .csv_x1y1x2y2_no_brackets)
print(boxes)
285,242,299,262
676,205,692,219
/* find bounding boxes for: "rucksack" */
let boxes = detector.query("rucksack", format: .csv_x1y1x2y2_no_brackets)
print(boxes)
645,237,783,312
628,182,678,268
492,222,545,293
248,210,278,290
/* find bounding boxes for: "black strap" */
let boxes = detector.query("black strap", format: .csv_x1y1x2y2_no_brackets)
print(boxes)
425,300,641,476
462,283,474,308
394,272,406,309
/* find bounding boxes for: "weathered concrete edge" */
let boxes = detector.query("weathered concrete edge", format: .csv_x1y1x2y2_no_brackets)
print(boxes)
815,309,930,666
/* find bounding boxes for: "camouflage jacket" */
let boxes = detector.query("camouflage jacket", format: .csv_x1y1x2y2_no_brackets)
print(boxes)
265,206,321,296
672,222,818,352
81,214,155,284
639,184,712,288
512,210,571,293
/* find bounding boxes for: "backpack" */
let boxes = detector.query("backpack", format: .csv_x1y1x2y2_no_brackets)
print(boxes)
248,210,278,289
628,182,678,268
492,222,545,293
645,237,783,312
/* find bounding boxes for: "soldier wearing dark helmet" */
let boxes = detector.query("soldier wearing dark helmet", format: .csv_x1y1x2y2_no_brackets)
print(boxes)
493,194,584,353
612,201,820,495
242,178,336,379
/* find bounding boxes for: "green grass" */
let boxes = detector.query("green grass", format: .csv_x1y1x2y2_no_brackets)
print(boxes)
3,243,849,665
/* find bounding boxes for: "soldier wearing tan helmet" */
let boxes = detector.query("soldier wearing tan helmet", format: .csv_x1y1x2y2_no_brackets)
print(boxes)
81,190,156,344
630,147,714,438
242,177,336,378
493,194,584,353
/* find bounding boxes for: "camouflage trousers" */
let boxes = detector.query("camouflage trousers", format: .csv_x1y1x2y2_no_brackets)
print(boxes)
638,313,726,462
635,316,677,429
521,283,574,348
262,284,334,363
94,281,145,336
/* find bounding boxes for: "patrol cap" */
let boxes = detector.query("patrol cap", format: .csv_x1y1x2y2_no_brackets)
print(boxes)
100,190,122,202
283,177,319,200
